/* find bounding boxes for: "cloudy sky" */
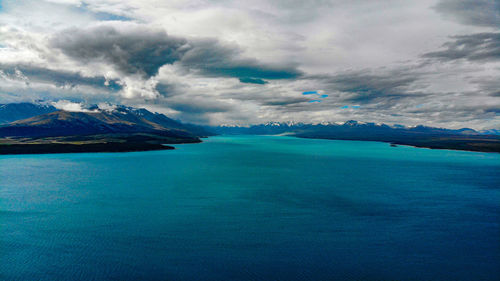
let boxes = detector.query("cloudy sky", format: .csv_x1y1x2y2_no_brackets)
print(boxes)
0,0,499,128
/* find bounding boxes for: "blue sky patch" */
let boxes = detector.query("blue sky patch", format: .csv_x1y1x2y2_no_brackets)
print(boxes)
75,2,132,22
304,91,328,104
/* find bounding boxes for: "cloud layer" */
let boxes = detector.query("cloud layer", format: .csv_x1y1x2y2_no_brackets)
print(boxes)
51,24,189,78
0,0,499,129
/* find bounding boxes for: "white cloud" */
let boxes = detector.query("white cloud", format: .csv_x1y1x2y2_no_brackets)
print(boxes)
51,100,97,112
0,0,499,129
97,102,117,111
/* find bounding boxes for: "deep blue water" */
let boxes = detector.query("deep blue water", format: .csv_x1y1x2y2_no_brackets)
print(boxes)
1,135,499,281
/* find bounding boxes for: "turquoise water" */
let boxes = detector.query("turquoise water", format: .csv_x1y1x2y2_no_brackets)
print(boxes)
1,135,499,280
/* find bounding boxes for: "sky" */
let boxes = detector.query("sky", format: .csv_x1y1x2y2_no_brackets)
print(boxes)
0,0,499,129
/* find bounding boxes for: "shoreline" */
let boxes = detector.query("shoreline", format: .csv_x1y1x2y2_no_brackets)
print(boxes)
294,135,500,153
0,142,175,155
388,142,500,154
2,134,500,155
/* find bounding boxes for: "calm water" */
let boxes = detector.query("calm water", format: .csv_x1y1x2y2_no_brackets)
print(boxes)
1,135,499,281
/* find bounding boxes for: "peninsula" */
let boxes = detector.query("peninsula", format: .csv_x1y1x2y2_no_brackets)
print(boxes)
0,103,209,155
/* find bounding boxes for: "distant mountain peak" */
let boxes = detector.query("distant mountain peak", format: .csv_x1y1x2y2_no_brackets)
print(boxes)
0,102,58,124
0,102,214,138
343,120,359,126
210,119,491,138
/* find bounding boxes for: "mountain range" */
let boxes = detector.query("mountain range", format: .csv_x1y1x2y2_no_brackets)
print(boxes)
210,120,491,136
0,103,211,154
1,102,499,153
0,103,57,124
208,121,500,152
0,103,211,139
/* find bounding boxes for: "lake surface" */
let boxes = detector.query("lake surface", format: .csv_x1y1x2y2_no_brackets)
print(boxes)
1,135,499,281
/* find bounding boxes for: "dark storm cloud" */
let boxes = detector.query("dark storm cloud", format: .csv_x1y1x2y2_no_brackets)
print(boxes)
313,69,423,104
168,99,233,114
434,0,500,28
261,97,309,106
180,39,302,80
50,25,190,78
485,107,500,113
50,25,301,83
469,76,500,97
422,33,500,62
0,63,121,90
155,83,177,97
